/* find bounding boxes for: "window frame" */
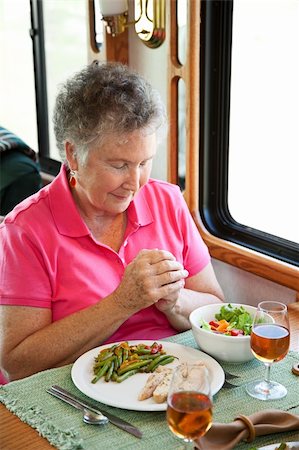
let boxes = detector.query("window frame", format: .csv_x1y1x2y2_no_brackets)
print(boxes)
30,0,50,163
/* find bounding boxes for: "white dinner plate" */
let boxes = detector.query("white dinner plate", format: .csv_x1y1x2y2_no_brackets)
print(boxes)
257,444,299,450
71,340,225,411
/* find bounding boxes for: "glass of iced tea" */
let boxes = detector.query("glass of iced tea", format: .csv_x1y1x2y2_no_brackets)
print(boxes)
246,301,290,400
166,362,213,448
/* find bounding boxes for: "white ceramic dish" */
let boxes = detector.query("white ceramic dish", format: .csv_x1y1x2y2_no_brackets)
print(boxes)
189,303,257,363
71,340,225,411
257,443,299,450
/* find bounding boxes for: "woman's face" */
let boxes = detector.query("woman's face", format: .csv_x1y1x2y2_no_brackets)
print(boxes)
69,130,157,216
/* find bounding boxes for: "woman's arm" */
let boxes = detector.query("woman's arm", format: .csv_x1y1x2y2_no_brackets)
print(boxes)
0,295,131,382
155,262,225,331
0,249,188,381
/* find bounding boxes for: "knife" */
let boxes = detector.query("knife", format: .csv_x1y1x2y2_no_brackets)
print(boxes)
48,385,142,438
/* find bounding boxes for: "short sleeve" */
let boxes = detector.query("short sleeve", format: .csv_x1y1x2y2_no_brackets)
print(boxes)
0,222,52,308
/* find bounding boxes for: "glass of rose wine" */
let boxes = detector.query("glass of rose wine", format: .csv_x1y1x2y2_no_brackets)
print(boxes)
246,301,290,400
166,363,213,448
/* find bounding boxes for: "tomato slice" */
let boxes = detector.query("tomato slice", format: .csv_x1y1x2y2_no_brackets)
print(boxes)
150,343,163,354
230,329,239,336
230,329,244,336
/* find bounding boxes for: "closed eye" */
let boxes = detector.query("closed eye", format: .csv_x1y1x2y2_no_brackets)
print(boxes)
112,163,128,170
111,159,151,170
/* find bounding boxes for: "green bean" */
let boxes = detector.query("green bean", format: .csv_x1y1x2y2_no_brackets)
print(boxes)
118,359,150,376
93,355,116,371
115,346,123,366
136,348,151,355
144,354,166,372
145,354,174,372
100,351,116,361
138,353,163,360
105,360,115,382
115,369,138,383
94,350,110,363
122,347,129,361
111,371,118,382
92,341,174,383
152,356,175,371
91,361,110,384
95,344,117,362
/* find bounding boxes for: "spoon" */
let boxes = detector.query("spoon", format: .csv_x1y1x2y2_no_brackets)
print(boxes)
83,408,109,425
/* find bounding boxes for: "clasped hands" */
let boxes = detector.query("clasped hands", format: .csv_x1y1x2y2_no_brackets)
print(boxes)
115,249,188,313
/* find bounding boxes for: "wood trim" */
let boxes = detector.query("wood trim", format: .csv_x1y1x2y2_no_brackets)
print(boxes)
193,210,299,291
86,0,129,64
105,29,129,64
167,0,200,206
167,1,179,185
167,0,299,292
87,0,100,54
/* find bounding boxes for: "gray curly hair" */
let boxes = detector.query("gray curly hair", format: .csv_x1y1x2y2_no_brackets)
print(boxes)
53,61,167,166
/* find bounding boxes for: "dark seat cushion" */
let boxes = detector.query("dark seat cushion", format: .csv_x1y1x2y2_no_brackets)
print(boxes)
0,127,42,214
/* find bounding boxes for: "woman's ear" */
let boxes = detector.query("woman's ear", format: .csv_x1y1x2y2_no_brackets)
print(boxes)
65,142,78,171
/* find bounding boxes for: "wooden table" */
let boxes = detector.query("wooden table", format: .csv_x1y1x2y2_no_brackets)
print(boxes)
1,303,298,450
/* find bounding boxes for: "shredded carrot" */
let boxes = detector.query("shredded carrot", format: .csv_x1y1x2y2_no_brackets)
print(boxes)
216,320,230,332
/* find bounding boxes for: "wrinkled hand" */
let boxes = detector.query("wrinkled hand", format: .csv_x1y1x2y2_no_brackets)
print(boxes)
154,278,186,313
114,249,188,313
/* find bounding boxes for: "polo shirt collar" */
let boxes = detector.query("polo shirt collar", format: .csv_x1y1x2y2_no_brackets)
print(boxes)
128,183,154,227
50,165,153,237
49,164,90,237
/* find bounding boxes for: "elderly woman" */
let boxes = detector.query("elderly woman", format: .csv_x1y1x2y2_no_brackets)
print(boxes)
0,62,224,383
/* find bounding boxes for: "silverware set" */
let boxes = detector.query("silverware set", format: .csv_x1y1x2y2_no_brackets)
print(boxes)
47,385,142,438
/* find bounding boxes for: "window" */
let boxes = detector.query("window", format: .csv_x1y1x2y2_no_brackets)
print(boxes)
28,0,88,170
229,0,299,244
42,0,88,161
199,0,299,266
0,0,38,151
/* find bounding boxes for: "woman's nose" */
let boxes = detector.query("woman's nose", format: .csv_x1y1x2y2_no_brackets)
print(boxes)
123,167,140,191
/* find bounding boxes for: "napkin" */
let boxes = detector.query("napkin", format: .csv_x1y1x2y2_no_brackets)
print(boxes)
195,409,299,450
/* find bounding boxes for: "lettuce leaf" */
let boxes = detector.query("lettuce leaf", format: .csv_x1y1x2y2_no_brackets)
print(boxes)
215,304,253,335
200,319,212,331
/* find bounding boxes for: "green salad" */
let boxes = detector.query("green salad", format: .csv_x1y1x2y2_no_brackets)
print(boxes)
201,303,253,336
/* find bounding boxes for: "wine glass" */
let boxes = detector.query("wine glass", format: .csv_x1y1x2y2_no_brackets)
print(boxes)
166,362,213,448
246,301,290,400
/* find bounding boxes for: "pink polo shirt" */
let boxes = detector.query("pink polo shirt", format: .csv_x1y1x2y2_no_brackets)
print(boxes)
0,165,210,384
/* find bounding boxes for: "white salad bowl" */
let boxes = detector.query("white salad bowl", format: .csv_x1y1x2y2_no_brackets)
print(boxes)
189,303,257,363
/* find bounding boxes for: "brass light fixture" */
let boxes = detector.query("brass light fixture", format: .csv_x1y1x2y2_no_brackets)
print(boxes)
98,0,166,49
